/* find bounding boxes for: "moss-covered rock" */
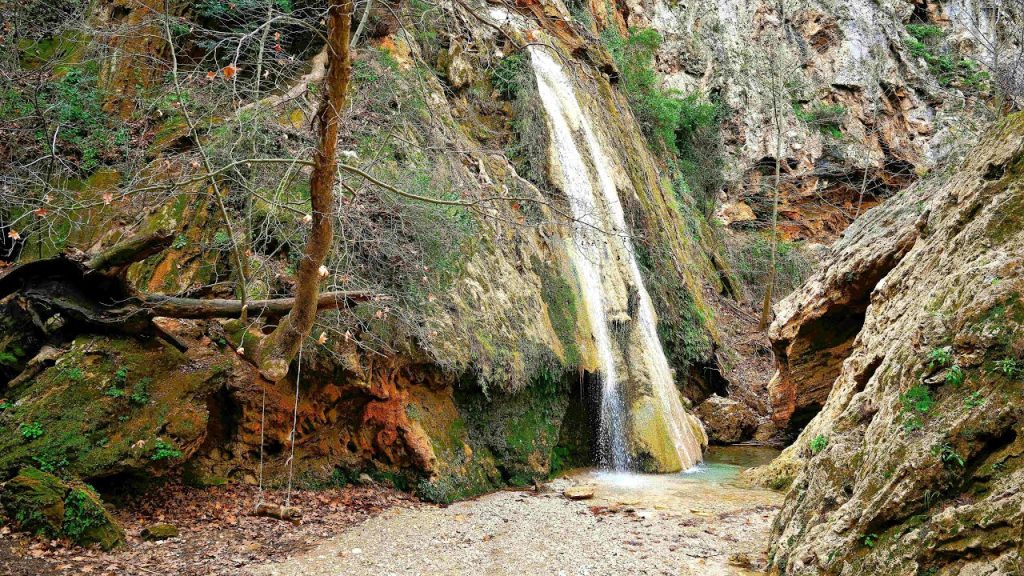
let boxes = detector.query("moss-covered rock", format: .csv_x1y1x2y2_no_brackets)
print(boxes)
61,485,124,550
0,334,229,481
0,467,124,550
1,467,67,537
141,522,179,541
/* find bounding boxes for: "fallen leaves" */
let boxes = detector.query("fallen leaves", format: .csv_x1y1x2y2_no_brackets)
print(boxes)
1,482,415,576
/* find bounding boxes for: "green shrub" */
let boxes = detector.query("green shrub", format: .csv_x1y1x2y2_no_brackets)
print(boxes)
602,27,681,154
863,533,878,548
492,54,527,101
129,378,151,406
793,102,846,137
904,25,990,93
944,365,965,387
809,434,829,454
964,391,984,409
906,24,945,42
103,386,125,398
725,232,814,304
930,442,965,467
900,384,934,432
927,347,953,369
675,94,727,215
993,358,1020,377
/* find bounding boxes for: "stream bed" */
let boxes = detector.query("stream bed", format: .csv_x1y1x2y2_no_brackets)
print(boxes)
252,447,783,576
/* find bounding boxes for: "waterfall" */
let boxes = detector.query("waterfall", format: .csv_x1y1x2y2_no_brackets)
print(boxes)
530,46,703,472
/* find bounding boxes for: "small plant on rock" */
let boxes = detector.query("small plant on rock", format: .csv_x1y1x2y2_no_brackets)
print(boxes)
150,438,183,461
964,391,985,409
103,386,125,398
927,346,953,369
62,366,85,382
993,358,1020,378
900,384,934,433
863,533,878,548
129,377,151,406
810,434,829,455
931,442,965,468
945,365,965,387
19,421,44,440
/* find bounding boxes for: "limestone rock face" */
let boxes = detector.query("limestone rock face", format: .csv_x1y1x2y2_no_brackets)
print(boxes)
767,180,923,432
695,394,758,444
764,114,1024,575
641,0,1024,242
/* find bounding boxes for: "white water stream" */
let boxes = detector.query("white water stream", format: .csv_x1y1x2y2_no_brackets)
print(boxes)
530,47,703,471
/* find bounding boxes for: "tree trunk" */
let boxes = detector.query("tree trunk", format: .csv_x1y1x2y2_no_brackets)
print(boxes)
256,1,353,382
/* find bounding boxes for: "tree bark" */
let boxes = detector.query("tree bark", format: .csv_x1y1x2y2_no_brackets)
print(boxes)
256,1,353,382
142,291,371,319
85,230,174,274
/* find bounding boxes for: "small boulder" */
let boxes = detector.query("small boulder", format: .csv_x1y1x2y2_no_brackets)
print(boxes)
695,395,758,444
0,467,125,550
141,522,179,541
61,486,125,550
1,467,67,537
563,485,596,500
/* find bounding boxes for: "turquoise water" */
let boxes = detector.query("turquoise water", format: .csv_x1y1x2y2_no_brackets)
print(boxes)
584,445,781,489
681,445,781,484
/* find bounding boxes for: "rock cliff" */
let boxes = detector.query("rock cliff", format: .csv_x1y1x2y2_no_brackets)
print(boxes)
760,113,1024,575
638,0,1023,242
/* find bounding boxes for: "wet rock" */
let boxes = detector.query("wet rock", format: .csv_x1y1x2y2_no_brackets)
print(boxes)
695,395,758,444
563,485,595,500
141,523,179,541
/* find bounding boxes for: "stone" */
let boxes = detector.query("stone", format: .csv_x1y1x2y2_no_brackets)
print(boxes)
357,473,374,485
694,395,758,444
0,468,125,550
563,485,595,500
61,487,125,551
141,523,179,541
1,467,67,537
763,114,1024,574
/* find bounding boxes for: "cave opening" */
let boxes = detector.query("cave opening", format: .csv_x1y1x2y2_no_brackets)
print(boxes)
551,370,602,471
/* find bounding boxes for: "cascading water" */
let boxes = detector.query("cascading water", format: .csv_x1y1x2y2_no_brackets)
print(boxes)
530,46,703,472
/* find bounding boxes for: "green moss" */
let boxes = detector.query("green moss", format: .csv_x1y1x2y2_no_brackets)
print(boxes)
1,467,67,537
0,336,225,480
533,256,581,367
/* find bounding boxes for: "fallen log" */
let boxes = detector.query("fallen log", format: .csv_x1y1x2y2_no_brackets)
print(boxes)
142,291,374,319
253,502,303,524
0,231,378,333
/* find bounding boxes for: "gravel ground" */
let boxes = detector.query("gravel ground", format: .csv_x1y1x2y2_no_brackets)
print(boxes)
250,470,782,576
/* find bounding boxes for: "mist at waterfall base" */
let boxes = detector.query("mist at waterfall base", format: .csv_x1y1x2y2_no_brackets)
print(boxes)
529,46,704,474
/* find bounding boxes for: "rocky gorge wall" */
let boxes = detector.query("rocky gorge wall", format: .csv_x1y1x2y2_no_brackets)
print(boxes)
752,113,1024,574
631,0,1023,243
